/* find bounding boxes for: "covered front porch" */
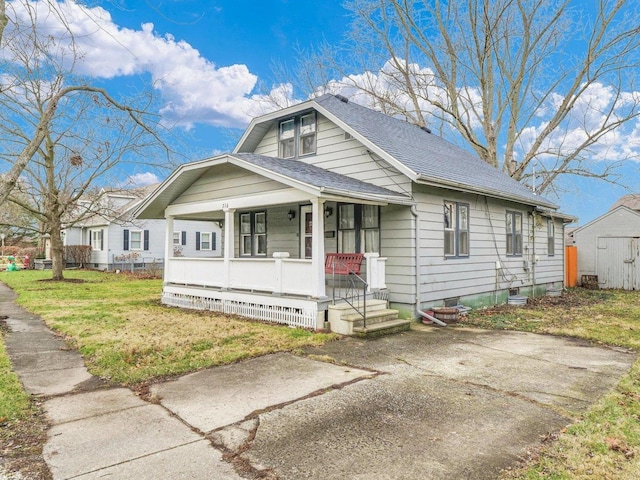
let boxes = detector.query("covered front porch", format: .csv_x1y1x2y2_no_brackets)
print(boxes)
135,153,412,331
162,196,390,330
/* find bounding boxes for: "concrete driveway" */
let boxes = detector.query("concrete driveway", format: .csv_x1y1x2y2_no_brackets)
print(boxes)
3,278,634,480
150,326,632,479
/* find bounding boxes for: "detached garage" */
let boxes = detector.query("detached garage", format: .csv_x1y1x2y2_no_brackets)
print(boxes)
572,205,640,290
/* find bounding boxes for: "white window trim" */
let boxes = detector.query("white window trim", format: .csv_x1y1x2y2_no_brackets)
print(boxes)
200,232,212,250
90,229,103,251
173,231,181,246
547,219,555,256
129,230,143,251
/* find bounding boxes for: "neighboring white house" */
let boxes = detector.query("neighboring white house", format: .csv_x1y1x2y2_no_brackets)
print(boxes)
65,185,221,270
135,94,572,331
572,197,640,290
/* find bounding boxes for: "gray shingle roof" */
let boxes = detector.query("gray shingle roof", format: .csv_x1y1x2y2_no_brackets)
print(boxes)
610,194,640,211
231,153,409,200
314,94,556,209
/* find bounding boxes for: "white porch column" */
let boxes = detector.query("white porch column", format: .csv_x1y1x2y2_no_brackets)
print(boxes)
165,214,174,261
311,198,326,298
223,208,235,289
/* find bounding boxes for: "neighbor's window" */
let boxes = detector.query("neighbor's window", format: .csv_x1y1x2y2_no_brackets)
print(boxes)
337,204,380,253
278,112,317,158
240,211,267,256
547,218,555,256
200,232,212,250
444,201,469,257
173,231,180,245
506,211,523,256
90,229,103,251
130,230,143,250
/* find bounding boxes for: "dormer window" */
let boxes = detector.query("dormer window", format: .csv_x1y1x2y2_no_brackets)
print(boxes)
279,112,316,158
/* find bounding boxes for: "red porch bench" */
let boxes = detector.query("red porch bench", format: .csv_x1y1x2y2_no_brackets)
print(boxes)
324,253,364,275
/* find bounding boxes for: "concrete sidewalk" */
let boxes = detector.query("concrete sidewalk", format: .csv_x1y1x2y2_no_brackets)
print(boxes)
1,280,637,479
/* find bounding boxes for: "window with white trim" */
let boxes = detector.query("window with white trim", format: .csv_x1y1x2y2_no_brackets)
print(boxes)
278,112,316,158
506,211,523,256
200,232,212,250
547,219,555,256
173,231,181,246
90,229,103,251
444,201,469,257
240,211,267,256
130,230,143,250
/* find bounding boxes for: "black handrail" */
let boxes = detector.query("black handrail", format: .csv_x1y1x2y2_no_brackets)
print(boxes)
330,261,368,329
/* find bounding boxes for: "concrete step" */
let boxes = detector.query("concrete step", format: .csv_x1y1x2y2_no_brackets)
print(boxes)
343,308,400,327
352,319,412,338
328,299,388,316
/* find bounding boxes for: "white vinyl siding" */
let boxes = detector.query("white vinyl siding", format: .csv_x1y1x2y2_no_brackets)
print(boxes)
412,185,564,308
172,164,289,205
252,114,411,195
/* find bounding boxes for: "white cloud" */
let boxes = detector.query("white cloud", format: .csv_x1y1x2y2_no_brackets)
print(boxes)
126,172,160,186
5,0,284,129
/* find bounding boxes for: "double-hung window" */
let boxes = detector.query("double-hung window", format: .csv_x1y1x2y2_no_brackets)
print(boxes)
337,204,380,253
200,232,212,250
444,201,469,257
278,112,316,158
547,218,555,256
130,230,143,250
506,211,523,256
123,229,149,251
240,211,267,256
90,229,103,251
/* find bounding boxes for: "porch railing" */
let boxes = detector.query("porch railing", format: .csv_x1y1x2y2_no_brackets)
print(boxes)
165,255,315,296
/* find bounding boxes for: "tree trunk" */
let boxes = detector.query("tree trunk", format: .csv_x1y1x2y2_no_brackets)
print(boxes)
50,222,64,281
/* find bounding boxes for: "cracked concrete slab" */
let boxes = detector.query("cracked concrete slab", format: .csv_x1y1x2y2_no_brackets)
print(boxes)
243,372,569,480
151,352,375,433
43,389,241,480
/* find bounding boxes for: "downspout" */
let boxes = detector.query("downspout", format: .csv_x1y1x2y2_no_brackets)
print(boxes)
531,210,537,299
411,204,447,327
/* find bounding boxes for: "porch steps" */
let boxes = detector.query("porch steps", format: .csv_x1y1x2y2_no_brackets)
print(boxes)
328,300,411,337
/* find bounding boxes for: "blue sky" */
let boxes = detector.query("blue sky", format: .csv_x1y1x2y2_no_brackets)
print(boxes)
5,0,640,225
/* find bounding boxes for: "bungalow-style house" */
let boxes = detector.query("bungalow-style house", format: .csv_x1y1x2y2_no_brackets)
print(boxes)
64,185,221,270
135,94,571,333
572,195,640,290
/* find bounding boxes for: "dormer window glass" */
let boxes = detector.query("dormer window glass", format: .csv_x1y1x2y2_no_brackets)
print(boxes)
279,119,295,158
300,113,317,155
278,112,316,158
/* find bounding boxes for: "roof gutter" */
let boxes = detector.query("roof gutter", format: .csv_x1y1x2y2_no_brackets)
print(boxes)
415,174,558,210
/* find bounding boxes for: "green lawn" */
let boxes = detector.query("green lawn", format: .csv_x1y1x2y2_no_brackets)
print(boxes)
0,270,336,385
461,289,640,479
2,272,640,479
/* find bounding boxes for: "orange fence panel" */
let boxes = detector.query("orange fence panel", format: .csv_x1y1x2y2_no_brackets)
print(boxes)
565,245,578,287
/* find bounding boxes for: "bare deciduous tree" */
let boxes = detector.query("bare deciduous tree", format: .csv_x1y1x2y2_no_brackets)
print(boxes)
296,0,640,194
0,0,171,280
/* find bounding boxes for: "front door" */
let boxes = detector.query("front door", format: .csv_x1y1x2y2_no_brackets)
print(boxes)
301,205,312,259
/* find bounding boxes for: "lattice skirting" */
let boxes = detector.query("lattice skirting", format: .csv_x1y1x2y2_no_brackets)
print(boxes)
162,291,318,330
